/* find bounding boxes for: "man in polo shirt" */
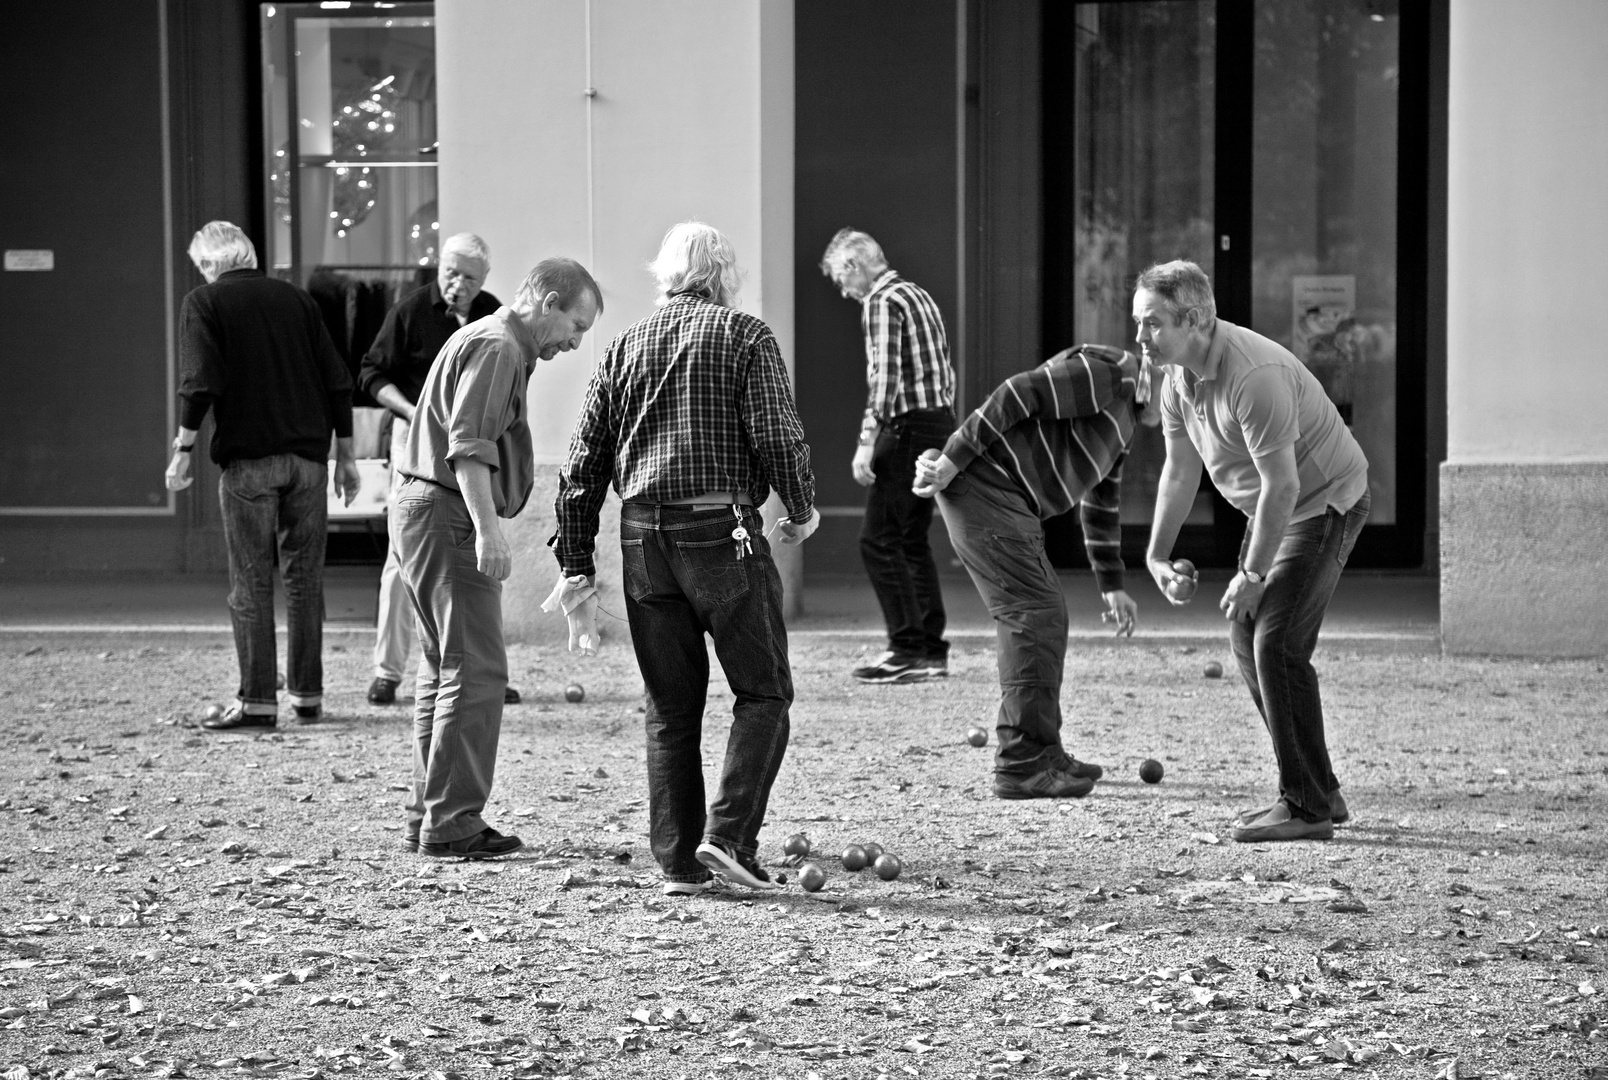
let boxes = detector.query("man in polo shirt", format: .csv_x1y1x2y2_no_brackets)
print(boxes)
357,232,522,708
821,229,956,684
394,256,601,859
1138,260,1370,844
914,344,1156,799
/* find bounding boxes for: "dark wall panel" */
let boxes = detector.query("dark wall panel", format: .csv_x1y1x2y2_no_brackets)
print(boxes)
0,3,171,509
795,1,958,512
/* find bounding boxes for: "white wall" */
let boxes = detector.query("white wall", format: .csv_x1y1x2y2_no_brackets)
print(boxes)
1446,0,1608,463
437,0,794,463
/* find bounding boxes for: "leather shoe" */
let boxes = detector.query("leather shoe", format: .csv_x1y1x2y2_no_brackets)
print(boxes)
1237,788,1348,825
1064,756,1104,781
201,706,276,732
504,686,521,705
1230,802,1333,843
420,827,524,860
401,830,420,854
993,767,1094,800
368,677,400,705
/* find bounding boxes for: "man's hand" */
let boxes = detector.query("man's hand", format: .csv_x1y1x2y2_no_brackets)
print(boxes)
851,441,876,486
475,521,512,581
766,507,821,546
333,455,362,507
541,573,601,654
1148,557,1194,606
1099,589,1138,637
912,450,957,498
164,450,193,491
1220,572,1266,622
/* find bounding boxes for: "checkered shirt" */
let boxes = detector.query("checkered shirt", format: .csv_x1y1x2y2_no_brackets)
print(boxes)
861,271,955,425
553,294,816,577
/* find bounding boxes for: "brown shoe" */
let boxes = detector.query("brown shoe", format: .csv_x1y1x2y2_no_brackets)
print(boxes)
1230,802,1333,843
1237,788,1348,825
993,767,1094,800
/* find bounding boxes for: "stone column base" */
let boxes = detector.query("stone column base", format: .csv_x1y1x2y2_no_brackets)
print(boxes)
1441,461,1608,656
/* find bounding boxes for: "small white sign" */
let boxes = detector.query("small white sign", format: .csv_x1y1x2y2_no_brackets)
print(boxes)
5,250,54,271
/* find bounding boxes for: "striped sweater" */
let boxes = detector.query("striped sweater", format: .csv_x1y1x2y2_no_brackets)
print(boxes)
941,344,1142,591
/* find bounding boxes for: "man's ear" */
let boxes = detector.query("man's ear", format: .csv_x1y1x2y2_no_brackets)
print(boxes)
541,290,561,314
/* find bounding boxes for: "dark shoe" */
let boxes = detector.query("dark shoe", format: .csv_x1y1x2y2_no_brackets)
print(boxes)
1237,788,1348,825
1230,802,1334,843
1065,756,1104,781
368,677,400,705
293,704,321,725
401,831,420,854
420,827,524,860
695,840,782,892
916,654,949,679
505,686,521,705
852,651,929,684
200,705,276,732
993,767,1094,800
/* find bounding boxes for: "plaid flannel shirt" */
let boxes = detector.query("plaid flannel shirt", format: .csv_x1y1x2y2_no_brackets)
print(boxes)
553,294,816,577
861,271,954,427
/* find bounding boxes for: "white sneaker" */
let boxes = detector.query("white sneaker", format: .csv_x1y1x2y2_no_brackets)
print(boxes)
662,877,715,897
695,841,782,892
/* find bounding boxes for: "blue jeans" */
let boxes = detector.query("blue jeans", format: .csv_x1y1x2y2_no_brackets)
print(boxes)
620,503,793,883
392,478,508,844
936,469,1078,777
217,453,328,715
1230,493,1371,821
861,408,953,659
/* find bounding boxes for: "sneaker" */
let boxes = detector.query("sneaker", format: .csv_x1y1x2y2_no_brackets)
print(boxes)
695,840,782,892
662,877,715,897
992,767,1095,800
420,827,524,860
200,705,276,732
1230,802,1333,843
916,654,949,679
504,686,522,705
1236,788,1349,825
851,651,930,684
368,677,400,705
293,704,321,725
1064,756,1104,781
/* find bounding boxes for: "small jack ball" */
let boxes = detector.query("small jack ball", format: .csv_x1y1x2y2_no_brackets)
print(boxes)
565,683,586,703
966,726,989,747
1203,661,1224,679
1139,758,1165,784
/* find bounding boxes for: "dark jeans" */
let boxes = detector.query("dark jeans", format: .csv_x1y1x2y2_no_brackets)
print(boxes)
861,407,954,659
217,453,328,715
936,469,1078,777
620,503,793,883
1230,492,1371,821
392,478,508,844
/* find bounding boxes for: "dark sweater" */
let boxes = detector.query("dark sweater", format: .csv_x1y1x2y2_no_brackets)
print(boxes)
178,270,354,467
357,280,501,406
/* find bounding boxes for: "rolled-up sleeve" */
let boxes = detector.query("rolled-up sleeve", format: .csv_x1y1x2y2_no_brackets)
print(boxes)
444,341,518,474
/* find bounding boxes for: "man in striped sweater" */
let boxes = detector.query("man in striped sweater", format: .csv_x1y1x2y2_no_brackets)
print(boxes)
914,344,1157,799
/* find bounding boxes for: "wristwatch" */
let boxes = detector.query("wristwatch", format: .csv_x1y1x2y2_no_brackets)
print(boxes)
1242,567,1265,584
172,437,195,453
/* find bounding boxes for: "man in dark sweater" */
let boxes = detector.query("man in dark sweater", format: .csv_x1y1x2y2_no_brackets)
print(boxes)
914,344,1157,799
164,221,360,731
355,233,521,708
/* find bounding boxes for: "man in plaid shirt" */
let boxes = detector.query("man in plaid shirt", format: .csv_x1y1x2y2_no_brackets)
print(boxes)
553,222,819,896
915,344,1157,800
821,229,958,684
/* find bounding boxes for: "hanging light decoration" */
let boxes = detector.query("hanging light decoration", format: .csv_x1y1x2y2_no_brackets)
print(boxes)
330,75,400,238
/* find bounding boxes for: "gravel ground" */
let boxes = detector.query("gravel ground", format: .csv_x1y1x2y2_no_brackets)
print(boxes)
2,633,1606,1080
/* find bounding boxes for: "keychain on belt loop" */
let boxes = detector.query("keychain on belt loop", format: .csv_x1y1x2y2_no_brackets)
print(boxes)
731,503,752,560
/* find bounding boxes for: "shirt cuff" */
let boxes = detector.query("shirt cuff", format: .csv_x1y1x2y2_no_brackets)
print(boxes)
446,437,501,472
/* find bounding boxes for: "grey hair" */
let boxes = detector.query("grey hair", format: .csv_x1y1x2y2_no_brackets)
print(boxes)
513,257,604,316
187,221,257,275
648,221,742,307
440,232,490,266
818,227,888,276
1134,260,1217,325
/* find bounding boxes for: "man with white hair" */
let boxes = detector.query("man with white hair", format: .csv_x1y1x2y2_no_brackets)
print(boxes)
164,221,361,731
820,228,956,684
553,222,819,895
395,256,601,859
357,232,522,708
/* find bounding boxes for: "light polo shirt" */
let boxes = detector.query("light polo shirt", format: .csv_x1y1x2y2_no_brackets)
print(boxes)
1160,318,1368,524
399,306,539,518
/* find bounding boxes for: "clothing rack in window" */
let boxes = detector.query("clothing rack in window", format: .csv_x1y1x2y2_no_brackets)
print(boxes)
307,264,436,406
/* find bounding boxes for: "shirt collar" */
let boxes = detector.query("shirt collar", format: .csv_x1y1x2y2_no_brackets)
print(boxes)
496,306,541,374
863,269,899,301
1199,319,1228,383
429,279,448,310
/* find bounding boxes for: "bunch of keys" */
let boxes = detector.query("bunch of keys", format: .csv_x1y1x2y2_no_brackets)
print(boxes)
731,504,752,560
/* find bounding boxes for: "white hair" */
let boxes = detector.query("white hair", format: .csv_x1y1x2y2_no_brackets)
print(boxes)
819,228,888,276
440,231,490,266
648,221,742,307
187,221,258,277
